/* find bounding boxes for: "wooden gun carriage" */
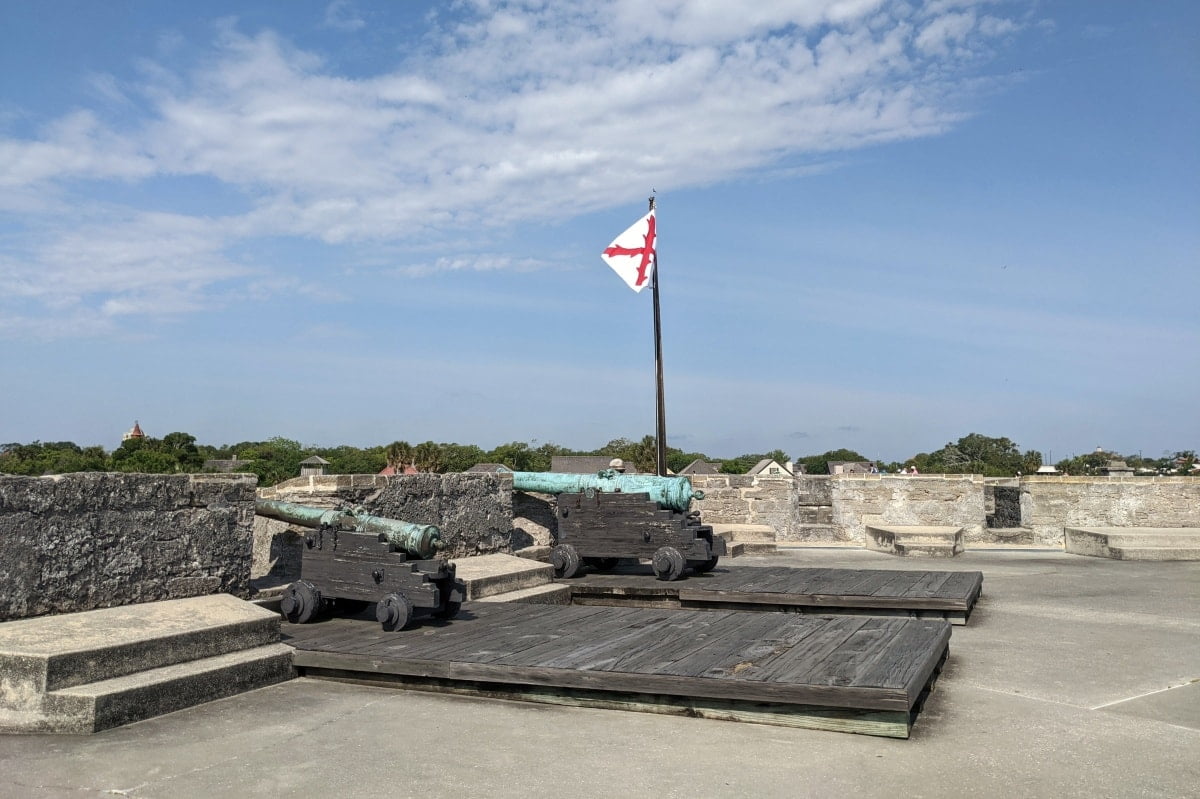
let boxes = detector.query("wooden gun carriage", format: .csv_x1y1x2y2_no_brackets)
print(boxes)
256,500,466,631
551,488,725,581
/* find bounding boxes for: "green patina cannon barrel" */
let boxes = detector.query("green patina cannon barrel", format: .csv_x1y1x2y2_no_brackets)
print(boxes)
505,468,705,513
254,499,443,559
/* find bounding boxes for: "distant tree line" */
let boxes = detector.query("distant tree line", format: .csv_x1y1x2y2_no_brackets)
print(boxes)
1,432,1193,487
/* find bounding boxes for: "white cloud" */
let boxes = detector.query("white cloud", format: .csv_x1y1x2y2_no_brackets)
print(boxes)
0,0,1029,338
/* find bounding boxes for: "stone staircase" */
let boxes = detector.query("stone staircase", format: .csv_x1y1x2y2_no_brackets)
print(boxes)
452,553,570,604
0,594,294,734
792,502,837,543
1064,528,1200,561
710,523,778,556
866,525,965,558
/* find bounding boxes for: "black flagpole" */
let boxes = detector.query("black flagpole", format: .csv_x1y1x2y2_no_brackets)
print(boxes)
650,194,667,476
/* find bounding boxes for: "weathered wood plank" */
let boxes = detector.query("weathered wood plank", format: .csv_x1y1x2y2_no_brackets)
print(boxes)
299,669,914,738
285,604,948,713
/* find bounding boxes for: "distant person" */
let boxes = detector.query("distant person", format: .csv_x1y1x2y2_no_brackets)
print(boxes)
909,465,919,475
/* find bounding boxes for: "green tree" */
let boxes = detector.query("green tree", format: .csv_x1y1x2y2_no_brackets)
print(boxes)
487,441,539,471
412,441,444,473
440,443,487,473
317,445,386,475
161,432,204,471
238,437,306,486
795,449,869,476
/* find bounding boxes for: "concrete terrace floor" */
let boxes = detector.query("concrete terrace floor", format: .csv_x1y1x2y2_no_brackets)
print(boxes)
1,548,1197,799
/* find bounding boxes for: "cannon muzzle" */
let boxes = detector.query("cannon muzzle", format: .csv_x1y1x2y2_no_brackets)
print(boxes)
254,499,443,559
505,468,704,513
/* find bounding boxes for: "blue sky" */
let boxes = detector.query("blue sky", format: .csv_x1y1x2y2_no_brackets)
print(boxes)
1,0,1196,463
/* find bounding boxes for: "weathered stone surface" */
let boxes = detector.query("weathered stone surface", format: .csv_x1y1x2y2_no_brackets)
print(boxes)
255,473,514,585
1022,477,1200,547
0,474,256,622
512,490,556,549
690,474,795,538
830,475,986,546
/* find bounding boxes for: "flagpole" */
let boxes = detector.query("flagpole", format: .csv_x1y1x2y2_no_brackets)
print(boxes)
649,195,667,476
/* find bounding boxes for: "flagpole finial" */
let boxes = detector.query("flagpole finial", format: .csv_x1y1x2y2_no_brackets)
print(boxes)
648,193,656,211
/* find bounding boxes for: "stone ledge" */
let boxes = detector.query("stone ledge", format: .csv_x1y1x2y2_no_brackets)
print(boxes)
450,554,554,599
1065,528,1200,561
866,526,964,558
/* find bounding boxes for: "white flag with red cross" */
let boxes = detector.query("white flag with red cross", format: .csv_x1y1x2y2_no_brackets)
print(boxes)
600,210,656,292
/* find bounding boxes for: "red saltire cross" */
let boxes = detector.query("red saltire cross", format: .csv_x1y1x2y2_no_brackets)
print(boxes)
603,212,656,288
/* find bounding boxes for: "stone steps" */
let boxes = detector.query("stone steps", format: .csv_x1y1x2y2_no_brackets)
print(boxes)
0,595,293,734
43,644,294,734
711,524,778,556
1065,528,1200,561
867,526,965,558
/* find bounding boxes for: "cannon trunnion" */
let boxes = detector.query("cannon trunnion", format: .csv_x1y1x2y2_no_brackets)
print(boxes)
552,491,725,581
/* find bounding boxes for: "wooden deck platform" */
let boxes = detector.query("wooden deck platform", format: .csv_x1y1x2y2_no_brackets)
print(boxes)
284,602,951,738
561,566,984,624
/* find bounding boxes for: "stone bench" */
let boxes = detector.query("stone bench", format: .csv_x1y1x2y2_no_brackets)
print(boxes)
866,526,964,558
1064,528,1200,561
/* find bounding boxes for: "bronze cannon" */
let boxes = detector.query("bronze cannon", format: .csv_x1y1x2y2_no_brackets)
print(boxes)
504,468,705,513
503,469,722,581
254,499,463,630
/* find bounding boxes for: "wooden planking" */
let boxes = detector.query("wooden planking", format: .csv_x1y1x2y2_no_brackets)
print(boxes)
286,602,950,714
302,669,916,738
673,567,981,613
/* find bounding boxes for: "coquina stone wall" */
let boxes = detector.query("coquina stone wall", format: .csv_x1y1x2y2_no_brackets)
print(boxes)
1020,476,1200,546
689,474,795,537
0,473,256,622
254,472,513,585
828,475,987,545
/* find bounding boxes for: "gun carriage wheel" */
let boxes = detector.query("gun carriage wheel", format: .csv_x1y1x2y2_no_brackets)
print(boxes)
652,546,686,581
281,580,323,624
376,592,414,632
689,555,719,574
551,543,582,579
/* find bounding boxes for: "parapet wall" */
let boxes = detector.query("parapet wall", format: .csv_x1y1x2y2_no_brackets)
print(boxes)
1020,476,1200,546
827,475,987,545
254,472,514,585
690,474,795,536
0,473,256,622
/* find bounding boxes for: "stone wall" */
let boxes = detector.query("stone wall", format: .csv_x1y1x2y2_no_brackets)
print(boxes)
689,474,795,537
1020,476,1200,546
828,475,987,545
0,473,256,622
254,472,513,585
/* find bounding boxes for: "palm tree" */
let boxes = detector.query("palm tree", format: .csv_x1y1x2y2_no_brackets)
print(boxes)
413,441,443,473
385,440,414,473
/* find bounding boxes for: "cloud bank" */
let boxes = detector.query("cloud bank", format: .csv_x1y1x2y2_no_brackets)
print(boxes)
0,0,1029,338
